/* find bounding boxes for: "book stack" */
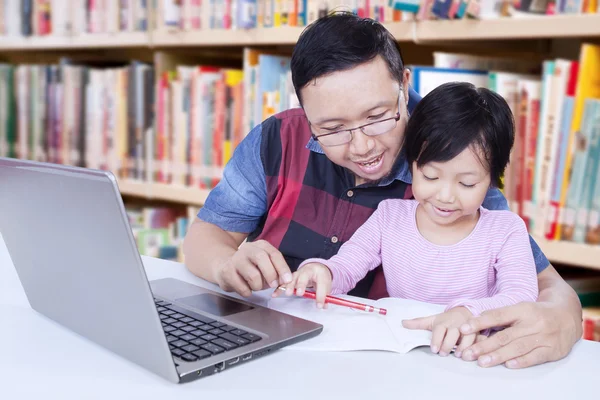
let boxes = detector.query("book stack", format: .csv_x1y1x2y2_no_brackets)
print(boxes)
0,0,149,37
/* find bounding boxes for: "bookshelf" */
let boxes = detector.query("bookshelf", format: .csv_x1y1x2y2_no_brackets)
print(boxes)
0,32,149,50
117,180,210,207
152,22,415,46
532,236,600,271
0,15,598,51
2,6,600,274
415,14,600,41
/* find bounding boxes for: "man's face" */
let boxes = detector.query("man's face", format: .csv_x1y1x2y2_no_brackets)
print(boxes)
301,56,410,185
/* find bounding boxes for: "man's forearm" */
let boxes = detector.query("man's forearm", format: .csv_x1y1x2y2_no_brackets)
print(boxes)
182,219,246,283
537,264,583,337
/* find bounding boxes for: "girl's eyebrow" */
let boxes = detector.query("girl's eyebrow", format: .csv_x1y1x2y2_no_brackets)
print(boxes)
425,164,480,176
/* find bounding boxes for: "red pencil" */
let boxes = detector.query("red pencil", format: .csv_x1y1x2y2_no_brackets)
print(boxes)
277,286,387,315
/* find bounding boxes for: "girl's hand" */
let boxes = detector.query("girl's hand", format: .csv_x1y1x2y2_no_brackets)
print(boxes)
403,307,475,356
275,263,333,308
430,307,474,356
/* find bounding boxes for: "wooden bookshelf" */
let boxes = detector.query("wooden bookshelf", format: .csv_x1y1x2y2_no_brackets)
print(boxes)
3,13,600,273
118,180,210,207
534,236,600,271
0,32,149,50
415,14,600,42
152,22,415,46
1,15,599,50
152,26,307,46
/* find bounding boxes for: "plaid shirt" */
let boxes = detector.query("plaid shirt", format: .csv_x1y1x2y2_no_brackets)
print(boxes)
198,88,549,299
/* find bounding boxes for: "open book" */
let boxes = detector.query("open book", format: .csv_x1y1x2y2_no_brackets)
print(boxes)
267,295,446,353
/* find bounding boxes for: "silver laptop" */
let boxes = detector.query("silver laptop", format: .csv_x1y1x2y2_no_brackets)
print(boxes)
0,157,322,383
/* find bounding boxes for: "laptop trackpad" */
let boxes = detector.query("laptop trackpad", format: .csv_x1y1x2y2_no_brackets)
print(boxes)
176,293,254,317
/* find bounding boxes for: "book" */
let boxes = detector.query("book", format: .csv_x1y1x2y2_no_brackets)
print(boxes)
267,295,445,353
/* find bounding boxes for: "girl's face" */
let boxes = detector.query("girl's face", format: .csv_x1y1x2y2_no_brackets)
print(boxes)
411,146,491,228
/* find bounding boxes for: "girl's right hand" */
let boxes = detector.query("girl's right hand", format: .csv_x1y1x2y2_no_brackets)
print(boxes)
283,263,333,308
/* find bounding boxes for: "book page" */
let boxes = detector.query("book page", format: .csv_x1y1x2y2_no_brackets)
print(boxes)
267,295,446,353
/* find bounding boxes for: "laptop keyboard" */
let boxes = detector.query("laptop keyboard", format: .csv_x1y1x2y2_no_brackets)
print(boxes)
154,298,262,362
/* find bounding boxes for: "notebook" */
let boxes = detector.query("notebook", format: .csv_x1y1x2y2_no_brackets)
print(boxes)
267,295,446,353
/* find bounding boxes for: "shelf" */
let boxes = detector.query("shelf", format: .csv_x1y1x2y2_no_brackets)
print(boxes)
534,236,600,271
152,22,414,46
0,32,149,50
415,14,600,41
118,180,210,207
152,26,307,46
1,15,599,50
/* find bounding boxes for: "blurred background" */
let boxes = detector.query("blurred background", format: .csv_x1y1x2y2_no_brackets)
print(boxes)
0,0,598,341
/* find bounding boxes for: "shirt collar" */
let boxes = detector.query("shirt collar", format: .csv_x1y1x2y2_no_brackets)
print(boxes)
305,137,412,185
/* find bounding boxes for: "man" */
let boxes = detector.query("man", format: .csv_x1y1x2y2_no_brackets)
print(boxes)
183,12,582,369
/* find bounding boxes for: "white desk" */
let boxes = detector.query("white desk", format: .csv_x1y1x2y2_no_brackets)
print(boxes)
1,234,598,400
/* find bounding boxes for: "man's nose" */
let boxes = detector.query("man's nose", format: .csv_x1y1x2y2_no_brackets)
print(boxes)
350,129,374,155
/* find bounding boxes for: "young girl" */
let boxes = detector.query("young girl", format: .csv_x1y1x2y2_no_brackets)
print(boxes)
276,81,538,358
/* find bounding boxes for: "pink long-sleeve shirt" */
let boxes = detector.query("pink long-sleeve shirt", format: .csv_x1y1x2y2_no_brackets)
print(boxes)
299,199,538,316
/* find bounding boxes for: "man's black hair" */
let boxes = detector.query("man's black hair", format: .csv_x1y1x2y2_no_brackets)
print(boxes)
291,11,405,104
403,82,515,189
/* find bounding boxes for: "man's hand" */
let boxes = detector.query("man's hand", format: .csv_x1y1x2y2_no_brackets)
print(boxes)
403,307,475,356
215,240,292,297
273,263,333,308
458,300,581,369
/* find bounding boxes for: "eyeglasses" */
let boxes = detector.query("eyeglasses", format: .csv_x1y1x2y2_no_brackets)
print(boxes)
309,92,402,147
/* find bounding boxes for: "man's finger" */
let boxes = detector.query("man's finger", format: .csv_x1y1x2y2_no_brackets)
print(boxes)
460,306,521,335
250,250,279,289
505,347,551,369
462,326,533,361
237,262,264,292
269,249,293,285
475,335,544,368
254,240,293,284
225,269,253,297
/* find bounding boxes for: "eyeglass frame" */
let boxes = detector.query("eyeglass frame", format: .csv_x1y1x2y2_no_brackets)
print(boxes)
307,90,403,147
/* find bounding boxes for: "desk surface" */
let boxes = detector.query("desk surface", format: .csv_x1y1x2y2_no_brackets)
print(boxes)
1,234,598,399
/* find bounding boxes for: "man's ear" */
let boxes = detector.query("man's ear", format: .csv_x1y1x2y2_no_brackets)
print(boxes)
402,68,411,105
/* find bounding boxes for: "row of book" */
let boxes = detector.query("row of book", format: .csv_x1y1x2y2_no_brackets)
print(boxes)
0,60,156,180
1,46,600,247
127,205,196,262
2,0,597,39
407,45,600,247
0,0,150,37
0,48,295,190
158,0,411,31
156,0,598,31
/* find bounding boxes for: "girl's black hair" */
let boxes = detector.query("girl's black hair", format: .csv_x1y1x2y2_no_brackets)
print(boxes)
404,81,515,188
